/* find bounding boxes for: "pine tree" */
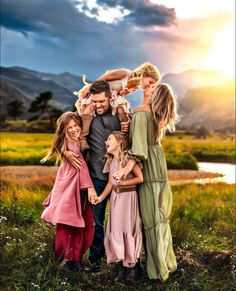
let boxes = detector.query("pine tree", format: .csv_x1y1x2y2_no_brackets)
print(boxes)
7,99,24,120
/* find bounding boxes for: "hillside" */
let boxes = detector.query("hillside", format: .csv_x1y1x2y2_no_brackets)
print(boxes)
179,80,235,131
1,66,235,132
0,66,83,116
162,70,228,99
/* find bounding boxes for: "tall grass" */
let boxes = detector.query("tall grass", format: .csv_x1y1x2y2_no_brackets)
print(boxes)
0,175,234,290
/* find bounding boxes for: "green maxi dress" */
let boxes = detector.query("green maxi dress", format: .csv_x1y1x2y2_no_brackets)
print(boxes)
128,111,177,281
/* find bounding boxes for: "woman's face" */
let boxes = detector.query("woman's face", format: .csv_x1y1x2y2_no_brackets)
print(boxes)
144,83,157,98
141,77,157,89
67,119,81,141
105,134,120,155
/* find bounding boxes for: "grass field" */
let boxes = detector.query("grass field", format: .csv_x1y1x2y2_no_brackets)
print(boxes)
1,132,235,168
0,172,235,290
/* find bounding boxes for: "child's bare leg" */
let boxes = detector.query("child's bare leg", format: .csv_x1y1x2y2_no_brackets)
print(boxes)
117,106,128,122
80,113,93,152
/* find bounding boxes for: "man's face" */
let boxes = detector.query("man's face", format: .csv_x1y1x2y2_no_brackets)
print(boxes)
90,92,110,115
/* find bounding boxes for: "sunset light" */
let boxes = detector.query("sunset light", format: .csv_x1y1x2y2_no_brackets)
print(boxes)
203,21,235,78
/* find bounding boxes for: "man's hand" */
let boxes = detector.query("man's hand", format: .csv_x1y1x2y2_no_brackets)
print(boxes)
65,150,82,169
120,117,131,133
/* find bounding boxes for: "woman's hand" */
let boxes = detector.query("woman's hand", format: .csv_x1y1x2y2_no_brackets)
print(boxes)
113,167,129,181
64,150,82,169
113,159,136,181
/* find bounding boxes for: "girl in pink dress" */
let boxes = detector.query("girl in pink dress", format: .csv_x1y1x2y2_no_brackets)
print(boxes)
93,131,143,281
41,111,97,271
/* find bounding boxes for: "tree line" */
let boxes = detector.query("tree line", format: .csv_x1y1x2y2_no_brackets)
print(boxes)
3,91,64,129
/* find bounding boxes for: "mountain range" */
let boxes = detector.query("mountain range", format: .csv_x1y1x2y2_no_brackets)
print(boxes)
0,66,235,131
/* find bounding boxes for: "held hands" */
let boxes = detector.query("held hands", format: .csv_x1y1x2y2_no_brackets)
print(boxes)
91,196,103,205
88,188,98,204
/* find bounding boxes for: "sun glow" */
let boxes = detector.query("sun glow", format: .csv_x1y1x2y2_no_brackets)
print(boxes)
203,22,235,78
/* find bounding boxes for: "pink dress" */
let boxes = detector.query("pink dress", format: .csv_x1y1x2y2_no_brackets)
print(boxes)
41,141,95,261
104,158,142,267
41,141,93,227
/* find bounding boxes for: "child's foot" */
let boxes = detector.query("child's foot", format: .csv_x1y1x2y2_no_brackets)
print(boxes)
126,267,139,282
114,262,126,282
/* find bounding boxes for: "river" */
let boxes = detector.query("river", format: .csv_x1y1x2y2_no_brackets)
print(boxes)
197,162,235,184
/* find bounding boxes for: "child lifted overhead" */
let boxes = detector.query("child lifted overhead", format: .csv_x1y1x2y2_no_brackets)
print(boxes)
73,62,161,152
41,111,97,271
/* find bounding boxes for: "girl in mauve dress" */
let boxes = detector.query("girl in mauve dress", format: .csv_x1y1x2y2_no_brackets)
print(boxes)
41,111,97,271
93,131,143,282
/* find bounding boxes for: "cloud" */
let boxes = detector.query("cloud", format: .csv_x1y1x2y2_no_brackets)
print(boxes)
96,0,177,27
1,0,230,80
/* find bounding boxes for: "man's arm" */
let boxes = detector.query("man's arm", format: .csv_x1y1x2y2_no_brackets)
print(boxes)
64,150,83,169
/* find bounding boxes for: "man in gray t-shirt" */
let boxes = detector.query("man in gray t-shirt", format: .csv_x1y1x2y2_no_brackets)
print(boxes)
66,80,129,269
87,80,123,267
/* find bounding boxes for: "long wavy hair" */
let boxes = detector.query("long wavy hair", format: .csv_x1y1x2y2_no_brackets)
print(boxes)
105,131,130,168
151,83,179,144
41,111,81,163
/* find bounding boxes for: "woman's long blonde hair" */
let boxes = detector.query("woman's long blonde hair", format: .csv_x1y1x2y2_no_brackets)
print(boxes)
105,131,130,168
41,111,81,163
131,62,161,82
151,83,179,144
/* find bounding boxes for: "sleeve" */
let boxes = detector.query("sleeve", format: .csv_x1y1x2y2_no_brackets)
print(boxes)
103,158,111,173
128,112,148,161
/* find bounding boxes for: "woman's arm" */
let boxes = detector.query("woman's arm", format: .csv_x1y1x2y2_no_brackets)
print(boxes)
99,69,129,82
113,159,136,180
119,163,143,186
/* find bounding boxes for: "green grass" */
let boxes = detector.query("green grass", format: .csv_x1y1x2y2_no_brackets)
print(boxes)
0,176,234,290
1,132,235,168
163,134,235,164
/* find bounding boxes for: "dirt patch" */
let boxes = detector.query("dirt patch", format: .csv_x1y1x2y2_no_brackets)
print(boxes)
0,166,222,184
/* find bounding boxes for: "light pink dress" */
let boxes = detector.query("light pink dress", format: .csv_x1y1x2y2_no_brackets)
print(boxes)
104,158,142,267
109,69,132,115
41,141,93,228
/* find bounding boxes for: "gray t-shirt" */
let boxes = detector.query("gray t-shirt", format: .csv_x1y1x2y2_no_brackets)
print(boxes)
87,109,121,181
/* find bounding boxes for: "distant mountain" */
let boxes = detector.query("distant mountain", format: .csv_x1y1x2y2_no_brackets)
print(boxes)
162,70,228,100
1,66,235,132
179,80,235,131
0,66,85,117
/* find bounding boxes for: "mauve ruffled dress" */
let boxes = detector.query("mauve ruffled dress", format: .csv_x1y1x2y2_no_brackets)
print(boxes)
41,141,95,261
104,158,142,267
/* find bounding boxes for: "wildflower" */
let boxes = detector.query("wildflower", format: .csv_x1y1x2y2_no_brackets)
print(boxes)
0,216,7,222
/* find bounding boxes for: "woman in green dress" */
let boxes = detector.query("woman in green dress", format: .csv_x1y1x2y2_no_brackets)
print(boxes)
113,83,178,281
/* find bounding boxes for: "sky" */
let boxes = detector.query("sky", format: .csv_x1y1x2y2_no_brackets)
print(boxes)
1,0,235,79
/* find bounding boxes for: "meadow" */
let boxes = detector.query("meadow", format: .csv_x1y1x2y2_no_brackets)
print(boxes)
1,132,235,168
0,172,234,290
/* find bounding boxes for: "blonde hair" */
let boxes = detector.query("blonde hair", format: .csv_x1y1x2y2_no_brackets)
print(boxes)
105,131,130,168
151,83,179,144
41,111,82,163
126,77,141,90
132,62,161,82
